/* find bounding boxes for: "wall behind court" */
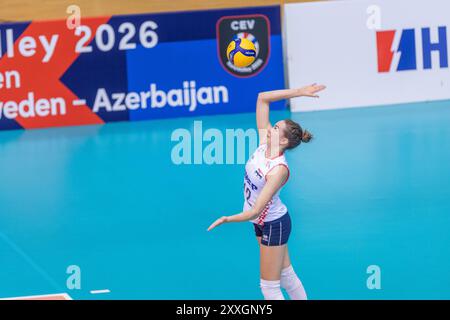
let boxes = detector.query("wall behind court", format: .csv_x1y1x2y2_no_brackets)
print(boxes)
285,0,450,112
0,0,320,22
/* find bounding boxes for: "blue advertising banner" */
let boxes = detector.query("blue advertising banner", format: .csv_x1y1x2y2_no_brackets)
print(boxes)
0,6,284,130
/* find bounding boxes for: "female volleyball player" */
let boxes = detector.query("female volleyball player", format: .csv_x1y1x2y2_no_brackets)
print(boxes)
207,84,326,300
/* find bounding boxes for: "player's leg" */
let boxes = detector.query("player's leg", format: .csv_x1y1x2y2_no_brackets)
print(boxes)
280,245,308,300
282,245,292,269
257,218,288,300
255,222,284,299
259,242,286,300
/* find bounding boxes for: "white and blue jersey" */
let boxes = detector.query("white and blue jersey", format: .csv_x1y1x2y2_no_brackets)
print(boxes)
243,143,290,226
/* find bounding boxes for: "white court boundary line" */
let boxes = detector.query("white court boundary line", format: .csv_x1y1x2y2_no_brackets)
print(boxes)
1,293,73,300
90,289,111,294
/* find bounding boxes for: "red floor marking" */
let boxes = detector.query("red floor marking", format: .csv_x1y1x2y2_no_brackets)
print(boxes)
2,293,72,300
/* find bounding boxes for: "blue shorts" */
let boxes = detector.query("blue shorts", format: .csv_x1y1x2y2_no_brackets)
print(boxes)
253,213,291,246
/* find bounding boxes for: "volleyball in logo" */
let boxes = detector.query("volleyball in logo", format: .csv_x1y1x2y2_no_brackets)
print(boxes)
236,32,260,56
226,36,257,68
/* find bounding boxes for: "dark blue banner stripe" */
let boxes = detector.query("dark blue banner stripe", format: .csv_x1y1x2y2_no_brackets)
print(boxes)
0,21,31,59
109,5,281,43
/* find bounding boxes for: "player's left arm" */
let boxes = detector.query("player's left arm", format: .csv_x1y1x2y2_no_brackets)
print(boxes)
207,166,288,231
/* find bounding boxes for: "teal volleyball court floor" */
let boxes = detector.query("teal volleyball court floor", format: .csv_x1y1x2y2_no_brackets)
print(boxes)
1,100,449,299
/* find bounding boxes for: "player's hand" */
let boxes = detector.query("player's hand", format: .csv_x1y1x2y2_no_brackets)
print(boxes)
298,83,326,98
207,216,229,231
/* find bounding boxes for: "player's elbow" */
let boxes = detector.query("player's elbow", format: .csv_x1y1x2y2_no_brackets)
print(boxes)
257,92,269,102
249,207,263,220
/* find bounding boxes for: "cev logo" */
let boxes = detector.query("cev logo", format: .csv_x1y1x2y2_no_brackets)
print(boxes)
231,20,255,31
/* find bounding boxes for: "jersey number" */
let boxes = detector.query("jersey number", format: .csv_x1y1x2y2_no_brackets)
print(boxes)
245,186,251,203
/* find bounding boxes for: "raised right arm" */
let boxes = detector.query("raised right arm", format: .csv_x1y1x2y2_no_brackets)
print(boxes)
256,84,326,145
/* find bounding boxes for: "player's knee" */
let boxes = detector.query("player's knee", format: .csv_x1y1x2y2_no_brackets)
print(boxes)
280,265,307,300
280,266,299,288
281,275,302,291
260,279,285,300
